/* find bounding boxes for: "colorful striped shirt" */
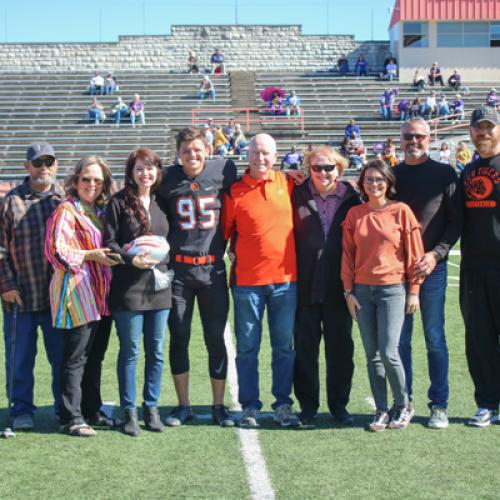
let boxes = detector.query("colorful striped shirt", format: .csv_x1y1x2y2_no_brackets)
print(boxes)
45,198,110,329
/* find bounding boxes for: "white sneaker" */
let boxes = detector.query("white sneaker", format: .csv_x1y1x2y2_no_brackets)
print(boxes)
239,408,260,429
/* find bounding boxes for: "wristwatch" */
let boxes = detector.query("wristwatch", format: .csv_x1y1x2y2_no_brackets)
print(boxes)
343,290,352,299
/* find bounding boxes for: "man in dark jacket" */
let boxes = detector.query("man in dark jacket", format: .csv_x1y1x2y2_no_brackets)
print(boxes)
292,145,362,426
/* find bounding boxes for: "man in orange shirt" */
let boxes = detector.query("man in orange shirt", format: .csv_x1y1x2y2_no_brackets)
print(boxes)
222,134,300,429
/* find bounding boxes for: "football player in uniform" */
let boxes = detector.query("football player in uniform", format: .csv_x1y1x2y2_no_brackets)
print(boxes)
156,127,237,427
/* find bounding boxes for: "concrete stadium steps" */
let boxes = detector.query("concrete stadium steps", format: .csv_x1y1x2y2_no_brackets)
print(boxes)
0,71,234,177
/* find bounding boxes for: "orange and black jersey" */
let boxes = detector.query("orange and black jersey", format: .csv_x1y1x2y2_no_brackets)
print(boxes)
156,158,237,263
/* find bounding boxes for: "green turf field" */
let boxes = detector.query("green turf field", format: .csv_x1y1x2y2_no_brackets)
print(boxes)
1,254,499,499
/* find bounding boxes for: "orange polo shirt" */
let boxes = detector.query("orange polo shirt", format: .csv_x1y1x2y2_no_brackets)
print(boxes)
222,169,297,286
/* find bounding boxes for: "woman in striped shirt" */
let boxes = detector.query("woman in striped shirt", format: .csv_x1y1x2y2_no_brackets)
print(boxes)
45,156,117,437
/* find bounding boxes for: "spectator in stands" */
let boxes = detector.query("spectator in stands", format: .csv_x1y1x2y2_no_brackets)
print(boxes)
104,73,117,95
381,89,397,121
423,91,437,120
233,124,248,156
355,54,368,78
269,91,283,116
337,54,349,76
210,48,225,75
198,75,216,102
428,62,444,87
344,119,361,139
455,141,472,171
292,145,361,427
188,50,199,74
384,53,398,69
385,59,398,81
347,132,365,170
202,123,214,154
111,97,129,127
45,156,115,437
129,94,145,128
281,145,303,170
214,125,230,156
439,142,451,164
341,160,424,432
413,70,427,92
285,90,302,119
398,99,410,122
223,119,236,144
0,141,64,432
104,148,171,436
88,70,104,95
88,97,106,125
486,88,498,108
382,137,399,167
410,97,423,118
452,94,465,122
447,69,461,92
437,94,451,119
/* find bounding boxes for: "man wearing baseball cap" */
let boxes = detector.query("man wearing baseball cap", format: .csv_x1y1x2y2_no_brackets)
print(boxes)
0,141,64,430
460,106,500,427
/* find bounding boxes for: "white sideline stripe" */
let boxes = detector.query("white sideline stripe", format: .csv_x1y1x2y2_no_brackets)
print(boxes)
448,276,459,280
224,323,276,500
449,250,461,256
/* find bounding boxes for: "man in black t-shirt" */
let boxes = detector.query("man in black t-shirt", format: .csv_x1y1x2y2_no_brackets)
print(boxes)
156,127,237,427
460,106,500,427
393,117,461,430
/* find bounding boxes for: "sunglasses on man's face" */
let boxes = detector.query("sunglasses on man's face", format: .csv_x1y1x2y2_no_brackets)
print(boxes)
402,133,428,142
311,164,336,173
31,157,56,168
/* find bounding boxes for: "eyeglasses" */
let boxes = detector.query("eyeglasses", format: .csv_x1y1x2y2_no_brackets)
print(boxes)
311,164,336,173
80,177,104,186
402,133,428,141
364,176,386,185
31,157,56,168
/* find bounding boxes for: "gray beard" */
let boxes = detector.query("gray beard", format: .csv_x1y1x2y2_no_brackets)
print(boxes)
30,174,54,188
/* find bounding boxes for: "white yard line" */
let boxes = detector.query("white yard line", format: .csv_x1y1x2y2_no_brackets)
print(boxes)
224,323,276,500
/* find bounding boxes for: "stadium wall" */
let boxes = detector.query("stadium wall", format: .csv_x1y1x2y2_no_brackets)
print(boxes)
0,25,389,72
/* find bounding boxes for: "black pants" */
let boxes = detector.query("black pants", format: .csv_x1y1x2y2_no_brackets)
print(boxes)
169,265,229,379
294,301,354,416
460,269,500,409
59,317,112,425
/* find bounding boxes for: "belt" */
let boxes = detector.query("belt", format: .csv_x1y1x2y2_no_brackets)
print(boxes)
175,254,215,265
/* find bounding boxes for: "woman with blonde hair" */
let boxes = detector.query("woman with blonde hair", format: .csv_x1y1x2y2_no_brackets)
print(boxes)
45,156,117,437
292,145,362,426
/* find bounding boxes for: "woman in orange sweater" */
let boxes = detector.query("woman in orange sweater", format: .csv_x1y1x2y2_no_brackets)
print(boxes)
341,159,424,432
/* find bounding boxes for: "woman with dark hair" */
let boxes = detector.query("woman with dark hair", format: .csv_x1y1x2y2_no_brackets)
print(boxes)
292,145,362,426
45,156,116,437
341,160,424,432
104,147,171,436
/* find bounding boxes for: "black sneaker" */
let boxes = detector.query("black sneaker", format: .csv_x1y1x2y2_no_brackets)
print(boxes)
86,411,115,428
332,407,355,426
212,405,236,427
299,410,316,427
164,405,193,427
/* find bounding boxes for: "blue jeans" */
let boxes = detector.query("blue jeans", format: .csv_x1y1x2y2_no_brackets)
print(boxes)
88,109,105,124
198,90,216,101
399,261,449,408
3,310,64,417
130,112,145,126
105,84,116,95
113,309,169,410
400,109,408,121
114,109,128,124
233,281,297,410
355,284,408,411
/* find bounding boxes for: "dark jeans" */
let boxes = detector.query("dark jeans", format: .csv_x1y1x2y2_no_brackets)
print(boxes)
294,301,354,417
460,268,500,409
3,310,63,417
59,317,112,425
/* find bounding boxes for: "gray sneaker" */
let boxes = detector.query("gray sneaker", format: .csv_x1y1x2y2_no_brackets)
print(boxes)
12,413,34,431
468,408,497,427
164,405,193,427
428,406,449,429
273,404,300,428
239,408,260,429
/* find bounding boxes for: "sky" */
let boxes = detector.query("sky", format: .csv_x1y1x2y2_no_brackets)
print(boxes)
0,0,395,43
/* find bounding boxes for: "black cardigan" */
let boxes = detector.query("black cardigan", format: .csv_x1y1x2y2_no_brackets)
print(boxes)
292,180,362,307
103,190,172,311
